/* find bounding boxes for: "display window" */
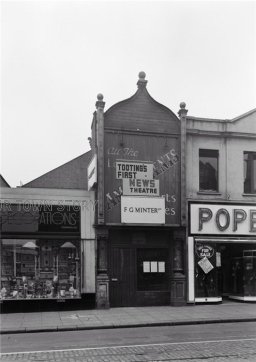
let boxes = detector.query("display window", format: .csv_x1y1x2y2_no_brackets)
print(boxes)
0,239,81,300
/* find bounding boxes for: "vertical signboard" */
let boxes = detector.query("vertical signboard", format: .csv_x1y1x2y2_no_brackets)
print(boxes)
87,155,97,190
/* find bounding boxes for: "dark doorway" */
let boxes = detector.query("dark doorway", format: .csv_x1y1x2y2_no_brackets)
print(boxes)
109,247,136,307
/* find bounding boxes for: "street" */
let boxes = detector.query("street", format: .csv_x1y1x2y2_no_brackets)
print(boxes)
1,322,256,361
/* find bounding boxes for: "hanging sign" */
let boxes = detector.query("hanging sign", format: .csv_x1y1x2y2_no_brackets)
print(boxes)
116,161,153,179
122,178,159,196
198,257,214,274
121,196,165,224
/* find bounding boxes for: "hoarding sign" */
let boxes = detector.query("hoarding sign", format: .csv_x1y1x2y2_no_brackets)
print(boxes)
122,178,159,196
116,161,153,179
121,196,165,224
105,132,180,225
190,203,256,235
87,155,97,189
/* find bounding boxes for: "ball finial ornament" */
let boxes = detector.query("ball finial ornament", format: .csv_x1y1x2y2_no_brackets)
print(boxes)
180,102,186,109
97,93,104,101
138,71,146,80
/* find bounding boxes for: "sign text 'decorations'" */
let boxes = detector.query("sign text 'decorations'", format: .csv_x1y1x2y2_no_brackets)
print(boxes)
190,203,256,235
122,178,159,196
121,196,165,224
116,161,153,179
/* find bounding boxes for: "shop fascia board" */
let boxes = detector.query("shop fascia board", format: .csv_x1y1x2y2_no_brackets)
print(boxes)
194,237,256,244
0,187,95,205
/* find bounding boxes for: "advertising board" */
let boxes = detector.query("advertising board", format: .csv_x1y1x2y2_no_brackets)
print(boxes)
105,132,180,225
121,196,165,224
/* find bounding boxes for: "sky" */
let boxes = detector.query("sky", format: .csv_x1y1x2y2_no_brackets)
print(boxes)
1,0,256,187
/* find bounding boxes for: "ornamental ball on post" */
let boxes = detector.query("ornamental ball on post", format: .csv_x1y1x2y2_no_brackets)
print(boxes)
138,71,146,80
95,93,105,110
178,101,188,117
137,71,148,88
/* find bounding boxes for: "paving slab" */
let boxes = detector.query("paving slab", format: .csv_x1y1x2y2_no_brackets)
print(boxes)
1,301,256,334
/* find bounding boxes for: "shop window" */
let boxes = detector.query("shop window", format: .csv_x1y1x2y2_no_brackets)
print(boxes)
0,239,81,300
137,248,169,291
199,149,219,192
244,152,256,194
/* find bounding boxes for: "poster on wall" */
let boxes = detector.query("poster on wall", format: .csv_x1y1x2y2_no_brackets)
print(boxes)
198,257,214,274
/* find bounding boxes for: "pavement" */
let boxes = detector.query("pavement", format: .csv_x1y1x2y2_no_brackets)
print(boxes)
0,300,256,334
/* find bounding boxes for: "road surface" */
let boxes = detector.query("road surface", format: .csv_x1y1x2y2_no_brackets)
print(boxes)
1,321,256,361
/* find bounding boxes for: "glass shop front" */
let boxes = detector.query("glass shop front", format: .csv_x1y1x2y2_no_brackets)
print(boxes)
0,204,81,302
189,202,256,303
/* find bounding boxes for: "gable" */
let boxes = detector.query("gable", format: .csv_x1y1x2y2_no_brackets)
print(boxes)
227,109,256,134
105,88,180,134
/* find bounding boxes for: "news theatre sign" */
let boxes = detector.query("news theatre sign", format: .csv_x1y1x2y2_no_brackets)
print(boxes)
123,179,159,196
121,196,165,224
190,203,256,235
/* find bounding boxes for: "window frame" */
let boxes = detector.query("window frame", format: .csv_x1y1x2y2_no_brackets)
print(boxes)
199,149,219,193
244,151,256,194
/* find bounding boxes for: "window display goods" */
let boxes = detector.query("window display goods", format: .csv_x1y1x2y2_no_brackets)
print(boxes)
0,239,81,300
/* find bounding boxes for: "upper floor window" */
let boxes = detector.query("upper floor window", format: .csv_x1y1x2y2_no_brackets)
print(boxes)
199,149,218,192
244,152,256,194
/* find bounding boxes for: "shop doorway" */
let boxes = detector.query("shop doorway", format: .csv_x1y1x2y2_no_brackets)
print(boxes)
221,244,256,301
195,241,256,302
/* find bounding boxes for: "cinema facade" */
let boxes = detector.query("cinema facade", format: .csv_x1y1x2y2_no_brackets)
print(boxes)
91,72,187,308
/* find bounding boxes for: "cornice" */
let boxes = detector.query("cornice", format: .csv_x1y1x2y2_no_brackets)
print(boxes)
186,129,256,139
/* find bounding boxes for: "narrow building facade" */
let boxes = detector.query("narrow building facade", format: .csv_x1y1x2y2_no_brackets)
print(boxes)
90,73,187,308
